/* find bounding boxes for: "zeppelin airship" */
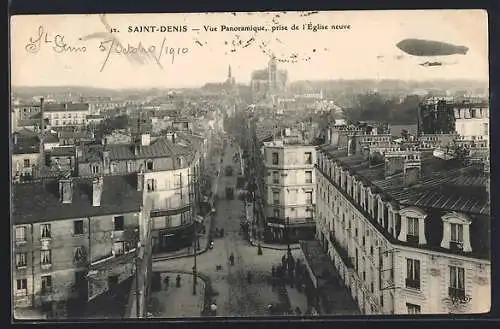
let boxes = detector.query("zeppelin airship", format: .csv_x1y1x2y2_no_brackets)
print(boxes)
396,39,469,57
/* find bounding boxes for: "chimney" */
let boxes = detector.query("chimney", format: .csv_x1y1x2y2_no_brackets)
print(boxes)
167,132,177,144
384,153,405,178
103,150,110,173
403,152,422,186
58,177,73,204
137,168,145,191
141,133,151,146
347,134,357,156
92,176,103,207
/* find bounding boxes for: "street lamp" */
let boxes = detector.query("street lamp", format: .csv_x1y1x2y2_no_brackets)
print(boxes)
134,228,143,318
286,216,291,254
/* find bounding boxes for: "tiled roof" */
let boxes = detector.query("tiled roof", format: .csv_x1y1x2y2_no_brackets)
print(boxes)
44,103,90,112
12,174,143,224
81,136,196,163
317,145,491,259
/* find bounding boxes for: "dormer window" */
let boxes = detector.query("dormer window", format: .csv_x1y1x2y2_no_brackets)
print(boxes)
440,213,472,252
398,207,427,245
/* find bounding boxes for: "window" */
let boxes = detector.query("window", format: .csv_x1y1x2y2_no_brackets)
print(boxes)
305,191,313,205
16,279,27,296
91,164,99,174
450,223,464,244
406,303,421,314
406,258,421,290
16,252,27,268
449,266,465,299
273,191,280,205
272,171,279,184
73,220,84,235
273,208,280,218
176,158,182,167
483,123,489,136
74,246,87,263
146,178,156,192
127,161,133,173
110,163,117,174
15,226,26,243
41,275,52,293
23,159,30,168
272,152,279,165
305,171,313,184
41,224,51,239
146,160,154,171
407,217,419,242
305,152,312,164
41,250,52,266
113,241,125,256
113,216,124,231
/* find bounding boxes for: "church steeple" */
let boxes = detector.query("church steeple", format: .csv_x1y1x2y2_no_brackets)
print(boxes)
228,65,232,80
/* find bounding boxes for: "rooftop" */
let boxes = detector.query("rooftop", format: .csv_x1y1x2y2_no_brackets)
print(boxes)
317,144,490,259
12,130,40,155
12,174,143,224
80,135,197,163
44,103,90,112
50,146,76,157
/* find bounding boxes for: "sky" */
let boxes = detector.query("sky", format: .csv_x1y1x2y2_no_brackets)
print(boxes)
10,10,488,89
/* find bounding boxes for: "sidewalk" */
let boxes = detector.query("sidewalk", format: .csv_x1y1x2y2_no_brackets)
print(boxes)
148,272,205,318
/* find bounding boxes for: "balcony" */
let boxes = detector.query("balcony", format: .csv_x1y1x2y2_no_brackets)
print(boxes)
150,203,191,217
448,287,466,300
405,278,421,290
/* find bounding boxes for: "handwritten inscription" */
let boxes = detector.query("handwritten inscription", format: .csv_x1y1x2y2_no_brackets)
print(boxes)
98,38,189,72
25,26,87,54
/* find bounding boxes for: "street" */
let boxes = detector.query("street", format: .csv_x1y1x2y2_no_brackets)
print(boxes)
152,137,304,316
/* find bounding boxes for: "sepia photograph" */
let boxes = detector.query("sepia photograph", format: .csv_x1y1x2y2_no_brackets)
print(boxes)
10,10,490,320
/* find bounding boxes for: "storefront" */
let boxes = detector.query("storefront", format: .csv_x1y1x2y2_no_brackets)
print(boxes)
152,223,195,253
265,221,316,244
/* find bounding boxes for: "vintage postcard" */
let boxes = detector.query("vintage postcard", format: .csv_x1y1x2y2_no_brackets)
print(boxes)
10,10,489,320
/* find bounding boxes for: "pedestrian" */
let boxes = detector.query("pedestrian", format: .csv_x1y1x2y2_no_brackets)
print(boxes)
271,266,276,278
176,274,181,287
210,301,217,316
282,254,287,267
163,276,170,290
295,306,302,316
247,271,252,284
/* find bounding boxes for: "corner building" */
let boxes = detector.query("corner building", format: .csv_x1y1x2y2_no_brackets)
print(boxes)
262,139,316,243
313,125,490,314
77,132,202,253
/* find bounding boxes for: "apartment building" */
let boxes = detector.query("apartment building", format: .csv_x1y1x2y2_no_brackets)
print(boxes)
12,130,41,181
43,103,90,127
77,131,202,253
312,125,490,315
12,173,145,318
262,138,316,243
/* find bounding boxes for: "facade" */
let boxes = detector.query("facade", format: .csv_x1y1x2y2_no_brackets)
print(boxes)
12,130,41,181
262,139,316,243
43,103,90,127
453,101,489,143
12,173,145,317
77,132,202,253
311,124,490,315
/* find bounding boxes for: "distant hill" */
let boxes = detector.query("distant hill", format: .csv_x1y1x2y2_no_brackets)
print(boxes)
288,78,488,96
